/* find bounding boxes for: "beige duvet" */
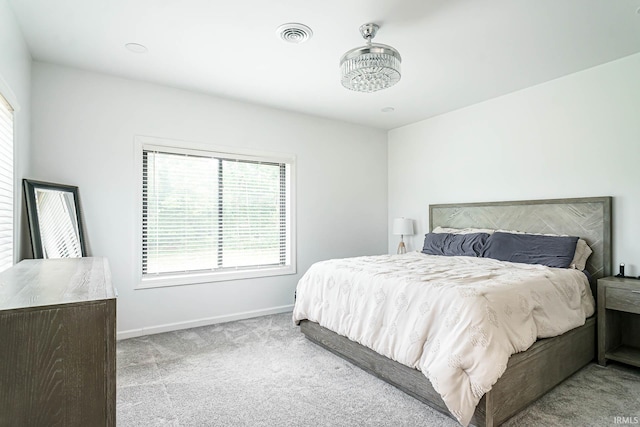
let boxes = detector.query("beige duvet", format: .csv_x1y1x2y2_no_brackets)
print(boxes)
292,252,595,426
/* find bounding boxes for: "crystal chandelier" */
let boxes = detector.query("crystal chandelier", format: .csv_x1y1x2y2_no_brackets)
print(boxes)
340,23,402,93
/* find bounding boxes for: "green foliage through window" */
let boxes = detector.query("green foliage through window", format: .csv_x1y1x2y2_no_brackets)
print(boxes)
142,149,289,275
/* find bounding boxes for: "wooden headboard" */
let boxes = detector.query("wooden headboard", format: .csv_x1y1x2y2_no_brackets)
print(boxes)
429,197,612,280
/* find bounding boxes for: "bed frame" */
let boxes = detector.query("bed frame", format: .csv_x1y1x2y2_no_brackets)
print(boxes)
300,197,612,427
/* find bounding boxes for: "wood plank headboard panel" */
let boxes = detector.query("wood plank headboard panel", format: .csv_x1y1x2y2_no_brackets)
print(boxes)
429,197,612,279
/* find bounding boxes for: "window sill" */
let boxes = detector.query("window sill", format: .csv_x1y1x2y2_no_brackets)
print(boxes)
136,265,297,290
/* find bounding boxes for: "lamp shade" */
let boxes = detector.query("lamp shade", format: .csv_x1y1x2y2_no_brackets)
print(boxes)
393,218,414,236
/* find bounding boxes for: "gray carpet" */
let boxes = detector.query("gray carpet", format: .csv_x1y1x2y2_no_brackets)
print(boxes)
117,313,640,426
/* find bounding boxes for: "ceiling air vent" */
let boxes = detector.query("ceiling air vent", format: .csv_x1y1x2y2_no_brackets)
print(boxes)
276,23,313,44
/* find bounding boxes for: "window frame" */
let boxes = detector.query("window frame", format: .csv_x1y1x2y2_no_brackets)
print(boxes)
135,135,296,289
0,78,18,271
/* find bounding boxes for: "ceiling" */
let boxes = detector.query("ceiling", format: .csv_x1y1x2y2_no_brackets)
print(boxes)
8,0,640,130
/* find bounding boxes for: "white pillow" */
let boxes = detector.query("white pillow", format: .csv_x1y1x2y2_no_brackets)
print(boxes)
431,226,495,235
570,239,592,271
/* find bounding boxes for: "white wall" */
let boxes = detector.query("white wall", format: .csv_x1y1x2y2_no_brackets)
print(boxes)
0,0,31,261
389,53,640,275
31,62,388,337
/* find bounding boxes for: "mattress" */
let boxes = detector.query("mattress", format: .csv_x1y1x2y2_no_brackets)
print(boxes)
292,252,595,426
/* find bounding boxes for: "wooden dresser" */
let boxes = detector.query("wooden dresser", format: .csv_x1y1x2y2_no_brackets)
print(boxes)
0,257,116,426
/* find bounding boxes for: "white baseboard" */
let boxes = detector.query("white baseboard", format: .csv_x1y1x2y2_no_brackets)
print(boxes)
117,304,294,340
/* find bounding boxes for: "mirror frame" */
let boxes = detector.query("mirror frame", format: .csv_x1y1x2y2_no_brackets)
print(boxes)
23,179,86,259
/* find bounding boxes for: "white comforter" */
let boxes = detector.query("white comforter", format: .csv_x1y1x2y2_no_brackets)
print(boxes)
292,252,595,426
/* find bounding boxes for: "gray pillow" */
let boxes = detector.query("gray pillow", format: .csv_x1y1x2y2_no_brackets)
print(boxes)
480,232,578,268
422,232,490,257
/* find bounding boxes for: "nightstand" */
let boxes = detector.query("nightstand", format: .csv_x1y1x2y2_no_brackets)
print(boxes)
597,277,640,367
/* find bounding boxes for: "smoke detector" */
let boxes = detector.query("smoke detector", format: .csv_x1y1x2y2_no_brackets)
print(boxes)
276,23,313,44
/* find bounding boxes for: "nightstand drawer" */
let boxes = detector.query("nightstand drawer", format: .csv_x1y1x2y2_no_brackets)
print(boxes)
606,287,640,315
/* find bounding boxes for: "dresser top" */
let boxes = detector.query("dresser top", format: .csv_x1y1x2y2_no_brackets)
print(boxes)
0,257,115,311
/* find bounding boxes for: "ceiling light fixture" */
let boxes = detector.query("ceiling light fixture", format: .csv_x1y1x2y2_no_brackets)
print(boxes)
125,43,148,53
340,23,401,93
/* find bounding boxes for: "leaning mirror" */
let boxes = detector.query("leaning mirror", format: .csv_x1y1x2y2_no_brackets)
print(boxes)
23,179,86,259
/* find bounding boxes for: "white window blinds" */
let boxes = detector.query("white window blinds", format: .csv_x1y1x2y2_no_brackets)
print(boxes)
0,94,14,272
142,146,292,277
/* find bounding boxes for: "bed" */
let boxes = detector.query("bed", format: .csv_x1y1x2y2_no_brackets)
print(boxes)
293,197,611,427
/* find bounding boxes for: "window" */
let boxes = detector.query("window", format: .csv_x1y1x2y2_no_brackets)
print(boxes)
138,137,295,288
0,93,14,272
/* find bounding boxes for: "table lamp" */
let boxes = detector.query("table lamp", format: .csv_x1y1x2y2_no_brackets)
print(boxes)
393,217,414,254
